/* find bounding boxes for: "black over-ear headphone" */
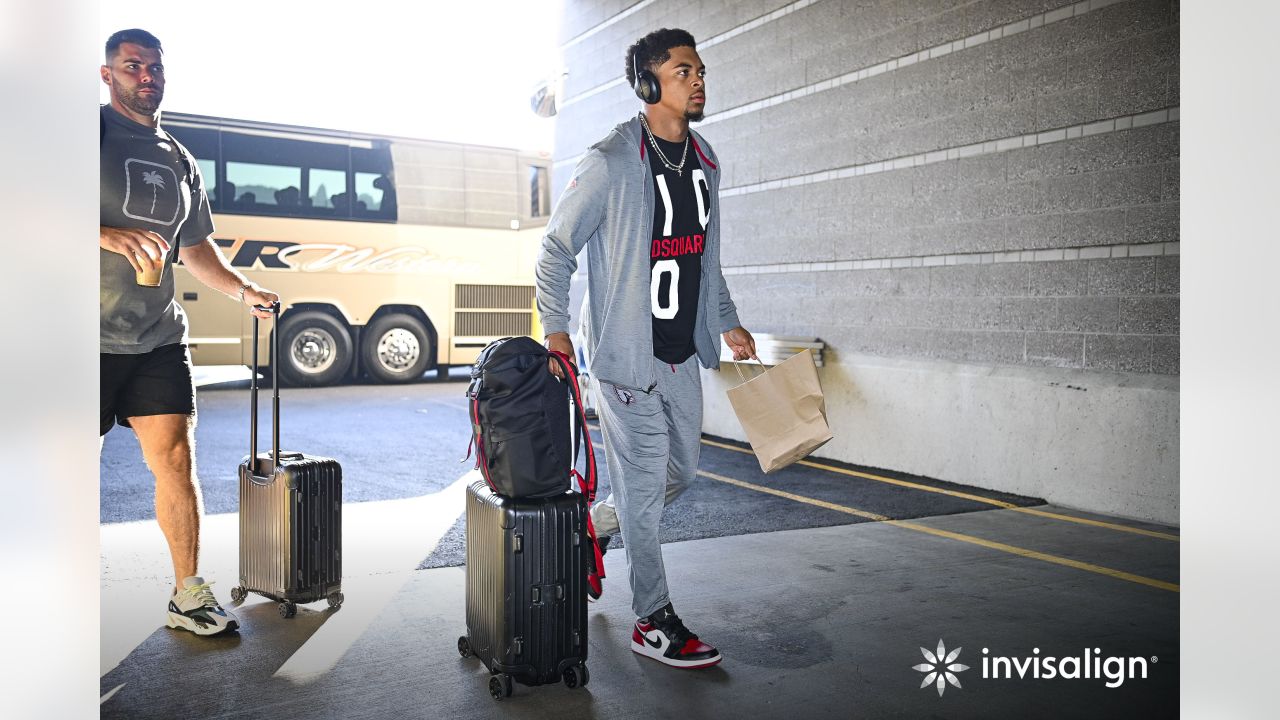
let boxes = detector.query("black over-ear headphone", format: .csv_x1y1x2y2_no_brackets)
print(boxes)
632,50,660,104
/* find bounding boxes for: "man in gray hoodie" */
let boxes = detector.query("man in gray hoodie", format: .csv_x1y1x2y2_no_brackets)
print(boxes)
536,28,756,669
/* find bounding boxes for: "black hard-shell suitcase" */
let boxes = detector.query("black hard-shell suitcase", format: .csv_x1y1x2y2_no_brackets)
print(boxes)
230,302,344,618
458,480,589,700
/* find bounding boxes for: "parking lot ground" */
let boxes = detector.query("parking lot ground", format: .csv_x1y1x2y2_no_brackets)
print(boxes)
100,373,1177,718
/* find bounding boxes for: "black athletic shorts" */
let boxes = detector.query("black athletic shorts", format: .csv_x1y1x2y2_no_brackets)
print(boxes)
100,343,196,436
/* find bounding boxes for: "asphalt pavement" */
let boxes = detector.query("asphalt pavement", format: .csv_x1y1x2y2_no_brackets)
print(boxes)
100,369,475,523
100,368,1044,570
99,367,1179,718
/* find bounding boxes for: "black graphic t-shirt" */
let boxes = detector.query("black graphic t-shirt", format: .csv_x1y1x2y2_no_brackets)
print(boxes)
100,105,214,353
646,132,710,364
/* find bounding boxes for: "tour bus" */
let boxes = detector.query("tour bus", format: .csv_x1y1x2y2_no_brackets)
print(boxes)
163,112,552,385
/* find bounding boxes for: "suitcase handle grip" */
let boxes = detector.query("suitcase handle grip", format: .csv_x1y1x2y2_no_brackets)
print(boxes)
250,301,282,472
246,450,304,482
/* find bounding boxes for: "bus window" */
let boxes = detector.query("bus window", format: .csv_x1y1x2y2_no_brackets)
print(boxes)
309,168,346,211
225,161,302,211
222,131,350,218
196,159,217,205
355,172,384,211
353,144,396,221
165,125,220,209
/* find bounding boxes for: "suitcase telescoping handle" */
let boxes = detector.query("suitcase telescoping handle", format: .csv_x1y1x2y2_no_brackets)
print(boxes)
250,301,282,474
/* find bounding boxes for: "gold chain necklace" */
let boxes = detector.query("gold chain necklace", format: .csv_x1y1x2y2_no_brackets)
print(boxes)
639,113,689,177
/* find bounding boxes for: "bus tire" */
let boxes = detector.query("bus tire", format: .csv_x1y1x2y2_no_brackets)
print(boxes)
278,311,354,387
362,313,433,384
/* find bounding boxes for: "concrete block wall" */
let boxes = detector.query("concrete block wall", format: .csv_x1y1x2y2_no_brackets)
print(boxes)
552,0,1179,523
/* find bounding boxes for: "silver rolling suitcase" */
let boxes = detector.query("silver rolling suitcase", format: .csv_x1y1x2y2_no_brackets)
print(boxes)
230,302,344,617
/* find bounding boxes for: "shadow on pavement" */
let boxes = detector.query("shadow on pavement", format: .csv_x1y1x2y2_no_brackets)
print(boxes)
100,599,337,719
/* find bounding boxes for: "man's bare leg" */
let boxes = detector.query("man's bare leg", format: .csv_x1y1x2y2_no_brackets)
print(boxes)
129,413,200,590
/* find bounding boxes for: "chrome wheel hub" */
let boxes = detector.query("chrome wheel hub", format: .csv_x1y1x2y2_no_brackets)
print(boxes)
376,328,420,372
290,328,337,374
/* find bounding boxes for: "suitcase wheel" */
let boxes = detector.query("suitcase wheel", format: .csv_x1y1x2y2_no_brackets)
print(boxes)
230,586,247,604
278,601,297,619
563,663,588,689
326,592,344,610
488,674,513,701
457,636,473,659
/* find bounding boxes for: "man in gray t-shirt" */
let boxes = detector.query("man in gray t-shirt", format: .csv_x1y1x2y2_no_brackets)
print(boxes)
100,28,279,637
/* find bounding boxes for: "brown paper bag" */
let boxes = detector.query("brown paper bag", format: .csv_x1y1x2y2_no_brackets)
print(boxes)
725,350,833,473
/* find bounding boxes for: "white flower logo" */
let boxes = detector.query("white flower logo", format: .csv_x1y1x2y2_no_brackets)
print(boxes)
913,639,970,696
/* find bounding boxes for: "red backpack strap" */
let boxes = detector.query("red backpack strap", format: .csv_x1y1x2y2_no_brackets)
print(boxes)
548,350,605,579
548,351,597,501
469,394,497,493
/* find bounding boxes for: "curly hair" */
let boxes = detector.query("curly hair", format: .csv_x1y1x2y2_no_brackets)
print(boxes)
624,28,697,86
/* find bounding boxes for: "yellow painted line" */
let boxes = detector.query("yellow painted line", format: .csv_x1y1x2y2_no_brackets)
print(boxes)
1009,507,1179,541
697,471,889,521
697,437,1179,542
700,438,1017,508
696,470,1179,594
886,520,1179,593
594,426,1178,541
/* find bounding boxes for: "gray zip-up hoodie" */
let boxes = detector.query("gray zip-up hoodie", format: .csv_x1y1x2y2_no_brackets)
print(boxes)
536,115,741,393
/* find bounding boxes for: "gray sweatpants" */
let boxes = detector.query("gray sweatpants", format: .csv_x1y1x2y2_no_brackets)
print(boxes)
590,354,702,619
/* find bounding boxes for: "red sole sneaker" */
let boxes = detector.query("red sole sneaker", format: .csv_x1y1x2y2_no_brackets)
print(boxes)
631,625,723,668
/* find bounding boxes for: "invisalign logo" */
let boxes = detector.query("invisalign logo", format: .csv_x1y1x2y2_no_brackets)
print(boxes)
912,639,969,696
982,648,1156,689
913,642,1158,696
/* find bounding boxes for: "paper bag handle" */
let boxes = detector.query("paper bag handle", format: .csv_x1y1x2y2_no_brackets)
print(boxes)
731,357,767,385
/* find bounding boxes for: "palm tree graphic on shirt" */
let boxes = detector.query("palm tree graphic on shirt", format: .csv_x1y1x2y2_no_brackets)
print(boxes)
142,170,165,214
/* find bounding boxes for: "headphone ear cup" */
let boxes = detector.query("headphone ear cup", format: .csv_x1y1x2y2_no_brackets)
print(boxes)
632,51,661,104
637,71,660,104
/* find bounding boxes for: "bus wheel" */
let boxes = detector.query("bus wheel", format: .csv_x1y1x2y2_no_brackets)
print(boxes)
278,311,354,387
362,313,433,384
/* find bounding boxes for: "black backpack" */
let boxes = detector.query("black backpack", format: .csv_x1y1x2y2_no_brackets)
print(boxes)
465,336,596,502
